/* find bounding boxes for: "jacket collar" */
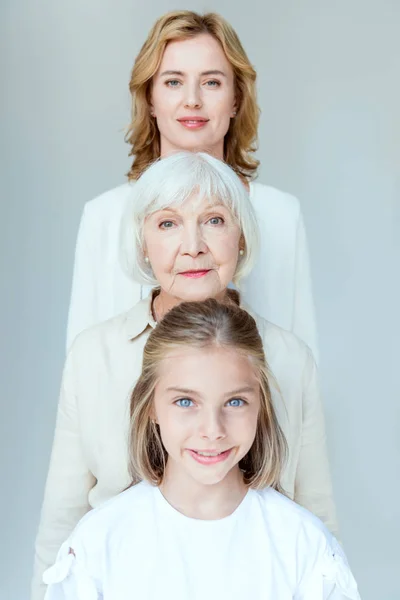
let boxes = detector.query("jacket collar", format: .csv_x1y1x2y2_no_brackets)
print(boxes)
124,292,157,340
123,288,258,341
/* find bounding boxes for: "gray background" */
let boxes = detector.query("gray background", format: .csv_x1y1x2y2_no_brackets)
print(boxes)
1,1,399,599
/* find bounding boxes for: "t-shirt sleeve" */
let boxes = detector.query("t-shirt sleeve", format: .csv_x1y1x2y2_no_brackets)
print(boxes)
296,536,360,600
43,540,101,600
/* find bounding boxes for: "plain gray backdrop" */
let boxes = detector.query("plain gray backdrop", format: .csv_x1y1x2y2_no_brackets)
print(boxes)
1,1,399,599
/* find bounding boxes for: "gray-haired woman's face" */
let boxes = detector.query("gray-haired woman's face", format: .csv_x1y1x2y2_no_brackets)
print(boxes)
143,194,242,302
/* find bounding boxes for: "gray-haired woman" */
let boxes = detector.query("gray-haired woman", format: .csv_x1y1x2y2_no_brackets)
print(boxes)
32,152,336,600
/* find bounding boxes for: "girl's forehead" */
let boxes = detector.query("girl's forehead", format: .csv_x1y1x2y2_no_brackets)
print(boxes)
156,345,256,378
153,346,260,402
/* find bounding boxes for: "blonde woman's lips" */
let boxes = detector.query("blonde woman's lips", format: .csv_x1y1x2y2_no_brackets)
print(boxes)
177,117,209,129
179,270,210,279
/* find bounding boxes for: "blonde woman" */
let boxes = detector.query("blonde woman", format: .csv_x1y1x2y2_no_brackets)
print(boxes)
32,152,336,600
43,300,359,600
66,10,319,359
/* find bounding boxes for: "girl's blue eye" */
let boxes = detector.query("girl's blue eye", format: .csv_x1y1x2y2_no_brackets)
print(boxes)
166,80,180,87
176,398,194,408
208,216,224,225
227,398,245,407
205,80,221,87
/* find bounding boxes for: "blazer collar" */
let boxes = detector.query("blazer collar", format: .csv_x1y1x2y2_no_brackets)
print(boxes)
123,288,259,341
124,293,157,340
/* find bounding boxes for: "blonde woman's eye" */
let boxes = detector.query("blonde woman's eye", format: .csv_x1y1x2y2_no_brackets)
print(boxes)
166,80,181,87
159,220,174,229
175,398,194,408
227,398,246,407
205,80,221,87
207,216,224,225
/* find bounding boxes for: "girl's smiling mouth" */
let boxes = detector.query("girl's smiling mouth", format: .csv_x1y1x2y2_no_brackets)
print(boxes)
187,448,233,465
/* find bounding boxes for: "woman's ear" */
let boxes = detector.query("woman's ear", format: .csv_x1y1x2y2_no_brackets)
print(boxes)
142,241,150,264
231,99,238,118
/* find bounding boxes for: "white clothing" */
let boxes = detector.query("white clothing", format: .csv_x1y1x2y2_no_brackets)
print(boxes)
43,482,359,600
66,181,319,359
32,294,336,600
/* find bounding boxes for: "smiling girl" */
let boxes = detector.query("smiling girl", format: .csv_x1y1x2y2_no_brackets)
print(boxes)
43,300,359,600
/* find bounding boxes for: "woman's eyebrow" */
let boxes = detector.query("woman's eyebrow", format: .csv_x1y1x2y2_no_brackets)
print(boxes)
159,69,227,77
201,70,227,77
153,208,178,215
159,70,184,77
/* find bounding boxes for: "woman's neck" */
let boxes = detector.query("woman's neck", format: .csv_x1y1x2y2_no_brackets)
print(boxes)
152,288,236,323
159,463,247,520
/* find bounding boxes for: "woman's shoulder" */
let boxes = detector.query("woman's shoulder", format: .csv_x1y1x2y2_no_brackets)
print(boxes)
82,181,135,222
67,296,151,359
249,181,301,219
243,303,314,364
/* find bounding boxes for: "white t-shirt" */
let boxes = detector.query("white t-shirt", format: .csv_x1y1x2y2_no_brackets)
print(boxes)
43,482,359,600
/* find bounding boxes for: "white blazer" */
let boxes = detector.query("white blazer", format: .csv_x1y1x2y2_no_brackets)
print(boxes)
66,181,319,359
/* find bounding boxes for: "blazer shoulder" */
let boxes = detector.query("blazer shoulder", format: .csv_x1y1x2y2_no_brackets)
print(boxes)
250,182,302,218
67,310,131,360
83,181,135,221
248,307,313,360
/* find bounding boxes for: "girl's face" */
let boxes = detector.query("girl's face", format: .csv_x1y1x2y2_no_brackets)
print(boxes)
143,194,242,303
150,33,237,159
152,345,261,487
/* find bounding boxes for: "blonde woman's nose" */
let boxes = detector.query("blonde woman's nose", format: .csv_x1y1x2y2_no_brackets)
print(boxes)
183,82,203,109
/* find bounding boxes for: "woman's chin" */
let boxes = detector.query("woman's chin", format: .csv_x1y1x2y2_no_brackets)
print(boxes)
175,287,225,303
172,280,228,303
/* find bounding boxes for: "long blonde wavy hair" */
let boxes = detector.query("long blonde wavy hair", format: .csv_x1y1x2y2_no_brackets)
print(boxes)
128,298,287,491
125,11,260,181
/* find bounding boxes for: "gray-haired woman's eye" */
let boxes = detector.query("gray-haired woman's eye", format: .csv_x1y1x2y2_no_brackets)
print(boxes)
159,221,174,229
208,217,224,225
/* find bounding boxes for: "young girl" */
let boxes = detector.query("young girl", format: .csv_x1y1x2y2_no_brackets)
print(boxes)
43,299,359,600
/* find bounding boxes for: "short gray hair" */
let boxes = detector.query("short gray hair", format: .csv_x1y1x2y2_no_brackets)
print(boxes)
119,152,259,286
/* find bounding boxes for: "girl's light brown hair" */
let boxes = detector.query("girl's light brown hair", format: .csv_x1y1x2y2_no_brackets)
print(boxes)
125,11,260,181
129,297,287,491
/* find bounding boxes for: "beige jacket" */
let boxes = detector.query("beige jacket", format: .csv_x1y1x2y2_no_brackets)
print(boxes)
32,296,337,600
66,181,319,360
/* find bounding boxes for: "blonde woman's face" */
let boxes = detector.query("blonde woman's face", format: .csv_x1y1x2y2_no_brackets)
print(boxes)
143,194,242,303
152,346,260,487
151,34,236,159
